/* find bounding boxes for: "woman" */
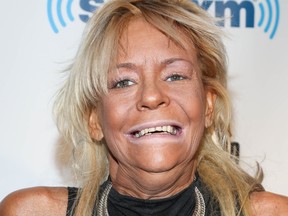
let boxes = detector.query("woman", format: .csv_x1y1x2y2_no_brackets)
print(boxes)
1,0,287,215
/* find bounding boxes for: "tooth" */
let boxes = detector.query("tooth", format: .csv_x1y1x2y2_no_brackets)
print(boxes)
156,126,161,131
162,126,167,132
172,128,177,135
166,126,171,133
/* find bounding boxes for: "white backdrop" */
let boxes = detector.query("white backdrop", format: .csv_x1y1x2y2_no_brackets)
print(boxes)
1,0,287,200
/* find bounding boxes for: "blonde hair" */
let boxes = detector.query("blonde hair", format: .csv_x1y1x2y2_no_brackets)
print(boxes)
54,0,263,215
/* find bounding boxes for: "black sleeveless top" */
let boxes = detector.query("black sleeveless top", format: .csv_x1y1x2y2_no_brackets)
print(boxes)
66,174,221,216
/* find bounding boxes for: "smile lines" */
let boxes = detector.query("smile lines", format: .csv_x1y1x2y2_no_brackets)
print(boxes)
134,125,178,138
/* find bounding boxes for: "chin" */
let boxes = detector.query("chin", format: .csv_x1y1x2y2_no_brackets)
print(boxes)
135,154,182,173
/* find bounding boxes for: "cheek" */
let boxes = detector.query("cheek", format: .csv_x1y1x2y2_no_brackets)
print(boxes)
100,96,126,125
191,95,206,123
174,84,206,150
98,102,125,159
174,83,206,121
98,99,119,139
98,96,132,149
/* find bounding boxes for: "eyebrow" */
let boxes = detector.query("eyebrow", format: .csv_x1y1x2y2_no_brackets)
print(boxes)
116,62,136,70
161,58,193,67
116,58,193,69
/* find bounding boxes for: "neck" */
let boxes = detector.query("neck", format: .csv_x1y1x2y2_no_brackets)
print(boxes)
109,156,197,200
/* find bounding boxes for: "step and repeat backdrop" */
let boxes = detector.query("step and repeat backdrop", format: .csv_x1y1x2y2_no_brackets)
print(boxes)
0,0,287,199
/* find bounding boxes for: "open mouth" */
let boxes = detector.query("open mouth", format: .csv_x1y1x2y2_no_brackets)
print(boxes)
132,125,180,138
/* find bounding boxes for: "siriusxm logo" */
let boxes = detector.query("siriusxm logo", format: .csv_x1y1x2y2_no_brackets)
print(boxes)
192,0,280,39
47,0,280,39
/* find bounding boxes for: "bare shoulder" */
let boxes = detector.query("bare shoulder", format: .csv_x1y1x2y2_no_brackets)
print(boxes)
0,186,68,216
251,191,288,216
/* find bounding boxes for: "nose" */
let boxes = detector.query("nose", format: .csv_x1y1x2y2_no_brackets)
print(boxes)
136,81,170,111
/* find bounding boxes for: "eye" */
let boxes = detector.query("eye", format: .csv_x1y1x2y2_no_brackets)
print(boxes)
166,74,186,82
113,79,135,88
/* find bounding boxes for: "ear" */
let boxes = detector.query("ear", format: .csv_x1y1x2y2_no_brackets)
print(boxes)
205,90,217,128
88,109,104,141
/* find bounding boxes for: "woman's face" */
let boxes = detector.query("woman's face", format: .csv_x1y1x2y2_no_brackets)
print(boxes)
90,18,215,177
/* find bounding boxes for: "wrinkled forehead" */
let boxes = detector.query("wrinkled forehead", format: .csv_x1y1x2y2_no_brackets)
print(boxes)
113,16,198,66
